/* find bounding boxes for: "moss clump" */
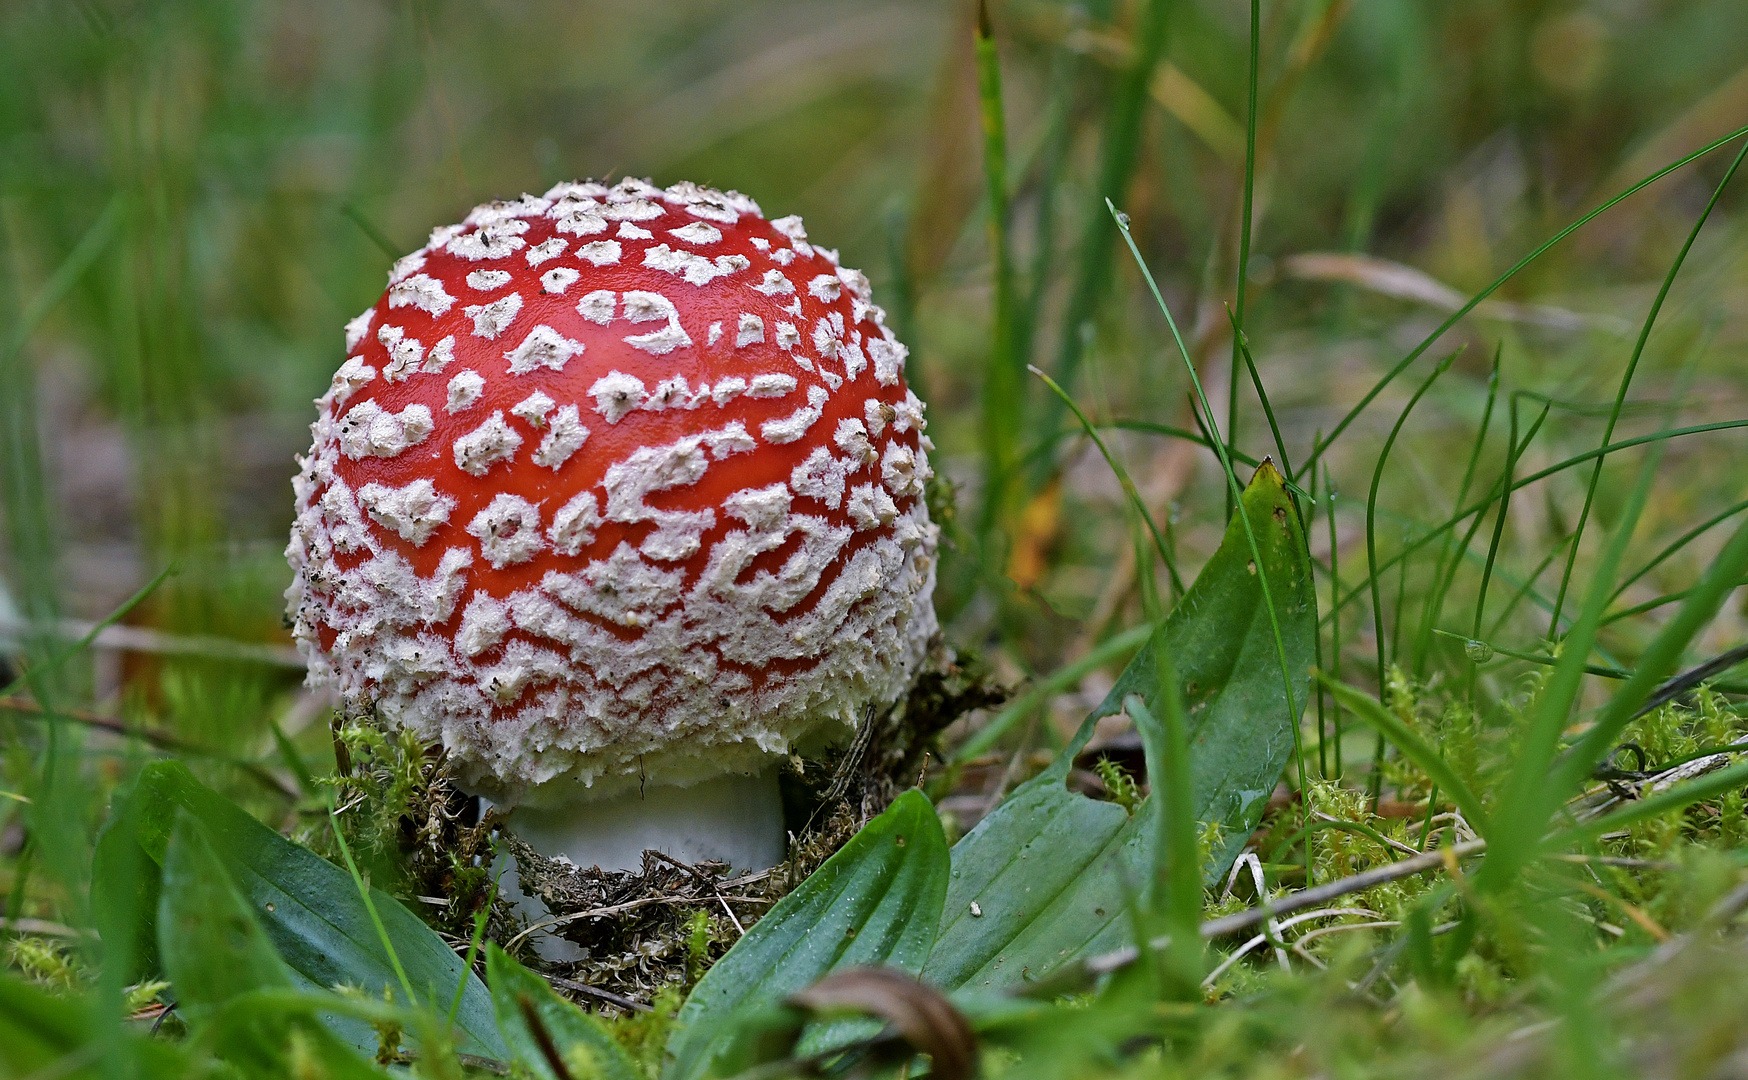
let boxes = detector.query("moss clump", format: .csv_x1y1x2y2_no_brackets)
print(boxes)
318,638,1002,1011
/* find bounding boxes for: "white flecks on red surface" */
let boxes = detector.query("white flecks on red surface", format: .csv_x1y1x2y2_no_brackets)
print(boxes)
358,478,456,547
286,177,935,805
452,411,522,475
466,293,523,339
446,369,485,414
466,269,512,291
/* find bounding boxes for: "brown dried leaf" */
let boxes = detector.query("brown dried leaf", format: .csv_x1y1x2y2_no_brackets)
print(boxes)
788,967,977,1080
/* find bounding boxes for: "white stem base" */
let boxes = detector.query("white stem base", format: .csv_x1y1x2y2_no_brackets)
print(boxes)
487,770,785,961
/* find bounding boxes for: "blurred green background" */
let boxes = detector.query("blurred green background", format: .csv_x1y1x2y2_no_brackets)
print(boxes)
1,0,1746,778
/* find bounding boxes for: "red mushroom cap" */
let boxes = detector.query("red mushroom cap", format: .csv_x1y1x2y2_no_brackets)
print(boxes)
285,179,938,805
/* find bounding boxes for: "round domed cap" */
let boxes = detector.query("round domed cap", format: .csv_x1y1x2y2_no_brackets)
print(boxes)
285,178,938,804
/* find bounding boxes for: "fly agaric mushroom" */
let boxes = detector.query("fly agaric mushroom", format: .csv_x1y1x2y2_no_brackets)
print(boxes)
286,179,937,892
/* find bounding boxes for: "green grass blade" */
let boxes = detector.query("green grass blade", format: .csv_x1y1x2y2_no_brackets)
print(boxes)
1018,40,1080,371
1295,123,1748,484
954,623,1154,763
1226,0,1262,521
1609,497,1748,606
1323,418,1748,630
1032,366,1185,605
1314,472,1329,778
974,0,1025,544
1365,347,1458,690
1479,378,1684,890
328,798,420,1009
6,197,124,360
1110,200,1310,868
1484,535,1574,639
0,195,125,696
1603,576,1748,627
1128,678,1202,994
1549,760,1748,851
1326,464,1343,778
1319,677,1490,835
1033,0,1173,483
340,202,403,261
0,564,175,702
449,876,498,1027
1362,348,1457,797
266,718,315,798
1230,314,1293,483
1548,133,1748,634
1100,420,1278,474
1552,516,1748,794
1471,397,1551,655
1430,630,1748,694
1412,353,1500,674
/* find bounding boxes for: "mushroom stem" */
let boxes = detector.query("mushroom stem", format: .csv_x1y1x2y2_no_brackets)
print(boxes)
489,769,786,960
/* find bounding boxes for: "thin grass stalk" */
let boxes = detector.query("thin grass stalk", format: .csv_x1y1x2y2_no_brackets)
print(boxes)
974,0,1025,547
0,197,122,687
1551,515,1748,797
1322,417,1748,630
1390,549,1411,678
883,203,924,406
1231,315,1293,483
1268,816,1411,864
1485,536,1573,640
1320,678,1489,834
1032,368,1184,603
1468,397,1551,701
1130,672,1203,993
1548,133,1748,635
1325,463,1343,779
1111,200,1309,877
1610,497,1748,605
1411,353,1499,676
1428,630,1748,693
1602,576,1748,627
1017,27,1081,363
1295,123,1748,484
1447,525,1607,660
1101,420,1269,469
1032,0,1172,485
1315,483,1329,778
448,877,499,1027
340,202,402,261
0,569,174,706
1226,0,1262,521
954,623,1154,762
1364,349,1458,785
328,797,421,1008
1479,375,1692,891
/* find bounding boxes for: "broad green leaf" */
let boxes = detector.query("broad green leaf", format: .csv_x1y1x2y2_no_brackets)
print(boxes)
663,789,950,1080
924,463,1315,992
97,761,506,1059
486,944,639,1080
158,811,296,1011
159,813,384,1079
0,973,191,1079
202,988,414,1080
